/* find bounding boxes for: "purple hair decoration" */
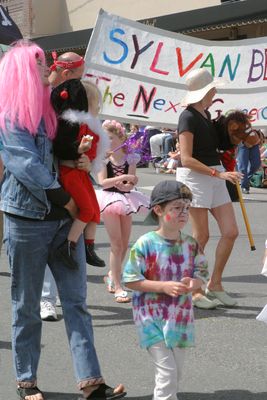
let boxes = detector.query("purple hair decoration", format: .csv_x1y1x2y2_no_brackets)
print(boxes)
112,129,152,164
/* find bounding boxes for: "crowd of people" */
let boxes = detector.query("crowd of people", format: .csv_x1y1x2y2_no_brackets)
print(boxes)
0,40,266,400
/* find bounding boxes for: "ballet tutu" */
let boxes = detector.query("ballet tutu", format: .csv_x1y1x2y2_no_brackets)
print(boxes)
95,188,150,215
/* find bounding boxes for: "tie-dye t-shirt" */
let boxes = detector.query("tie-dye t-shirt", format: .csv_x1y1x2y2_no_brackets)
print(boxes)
123,231,208,349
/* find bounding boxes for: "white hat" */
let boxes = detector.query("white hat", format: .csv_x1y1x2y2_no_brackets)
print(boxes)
181,68,225,106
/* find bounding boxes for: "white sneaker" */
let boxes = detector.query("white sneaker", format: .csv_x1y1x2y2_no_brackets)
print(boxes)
56,296,61,307
40,300,58,321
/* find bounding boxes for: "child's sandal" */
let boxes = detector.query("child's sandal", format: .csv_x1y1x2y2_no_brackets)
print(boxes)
17,386,44,400
103,275,115,294
114,290,131,303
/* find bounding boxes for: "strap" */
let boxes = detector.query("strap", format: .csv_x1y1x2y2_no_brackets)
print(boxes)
17,386,43,399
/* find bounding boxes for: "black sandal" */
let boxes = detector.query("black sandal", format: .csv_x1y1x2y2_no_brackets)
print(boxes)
17,386,44,399
85,383,126,399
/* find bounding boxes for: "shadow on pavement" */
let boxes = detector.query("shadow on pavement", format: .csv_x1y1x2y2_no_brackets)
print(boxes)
88,304,133,328
179,391,267,400
194,304,261,320
44,393,79,399
10,389,267,400
223,274,267,284
86,274,105,284
126,391,267,400
56,303,134,328
0,340,11,350
0,271,10,277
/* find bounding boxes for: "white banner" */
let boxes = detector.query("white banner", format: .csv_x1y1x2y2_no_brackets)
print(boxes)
84,9,267,127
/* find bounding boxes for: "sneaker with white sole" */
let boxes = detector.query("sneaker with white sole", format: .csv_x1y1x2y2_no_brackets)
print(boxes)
40,300,58,321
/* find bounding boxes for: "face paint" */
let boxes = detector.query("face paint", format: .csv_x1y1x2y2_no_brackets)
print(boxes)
169,205,190,217
165,213,172,221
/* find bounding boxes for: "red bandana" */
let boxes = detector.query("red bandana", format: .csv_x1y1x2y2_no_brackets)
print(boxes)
50,51,84,71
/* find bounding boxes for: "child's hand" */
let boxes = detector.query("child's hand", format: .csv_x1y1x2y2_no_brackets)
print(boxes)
115,181,134,192
75,154,91,172
122,174,138,185
181,277,203,292
78,136,93,154
163,281,189,297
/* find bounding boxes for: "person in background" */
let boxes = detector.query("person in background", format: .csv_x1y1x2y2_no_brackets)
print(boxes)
162,129,178,160
158,140,181,174
49,51,85,87
0,40,126,400
236,140,261,194
123,180,208,400
129,124,139,136
149,127,173,162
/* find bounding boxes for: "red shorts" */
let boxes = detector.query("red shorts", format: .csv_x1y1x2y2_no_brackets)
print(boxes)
59,166,100,223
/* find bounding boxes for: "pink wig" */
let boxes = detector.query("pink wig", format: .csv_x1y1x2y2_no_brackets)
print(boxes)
0,40,57,139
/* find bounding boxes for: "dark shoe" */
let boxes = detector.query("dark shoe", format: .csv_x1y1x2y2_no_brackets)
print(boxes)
17,386,44,400
242,188,250,194
152,156,162,168
84,383,126,399
55,240,78,270
85,243,105,267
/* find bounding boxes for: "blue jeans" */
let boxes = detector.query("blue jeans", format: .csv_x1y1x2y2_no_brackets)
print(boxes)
41,265,57,304
4,215,103,387
162,135,175,158
237,144,261,190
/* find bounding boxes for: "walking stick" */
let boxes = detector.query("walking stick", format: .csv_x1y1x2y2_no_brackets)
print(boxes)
235,182,256,251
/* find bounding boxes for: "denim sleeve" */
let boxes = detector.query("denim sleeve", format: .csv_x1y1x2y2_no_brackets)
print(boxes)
0,124,60,199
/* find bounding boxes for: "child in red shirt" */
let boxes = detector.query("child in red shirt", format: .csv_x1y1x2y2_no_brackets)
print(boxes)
51,79,109,269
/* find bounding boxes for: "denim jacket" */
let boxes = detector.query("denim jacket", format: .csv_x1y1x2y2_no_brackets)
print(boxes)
0,120,60,219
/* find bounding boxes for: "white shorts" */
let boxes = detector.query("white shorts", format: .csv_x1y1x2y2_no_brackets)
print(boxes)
176,165,231,209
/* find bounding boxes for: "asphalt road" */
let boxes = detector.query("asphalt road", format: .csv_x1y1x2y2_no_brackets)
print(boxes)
0,167,267,399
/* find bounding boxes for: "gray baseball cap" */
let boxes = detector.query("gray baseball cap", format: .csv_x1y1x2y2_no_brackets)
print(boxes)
144,180,192,225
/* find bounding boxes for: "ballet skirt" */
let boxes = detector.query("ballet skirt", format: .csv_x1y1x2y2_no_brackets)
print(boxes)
96,160,150,215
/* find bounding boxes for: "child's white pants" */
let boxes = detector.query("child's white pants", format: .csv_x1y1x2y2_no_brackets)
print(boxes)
147,341,185,400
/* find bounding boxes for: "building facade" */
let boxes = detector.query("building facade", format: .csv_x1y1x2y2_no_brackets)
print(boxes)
0,0,266,55
0,0,222,38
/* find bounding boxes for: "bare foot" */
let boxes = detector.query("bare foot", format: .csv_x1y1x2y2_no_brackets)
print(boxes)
207,284,224,291
25,395,44,400
82,384,99,398
192,288,205,299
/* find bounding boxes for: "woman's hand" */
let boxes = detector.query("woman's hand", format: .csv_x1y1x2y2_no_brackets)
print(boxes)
217,170,243,184
75,154,91,172
162,281,189,297
64,197,78,219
